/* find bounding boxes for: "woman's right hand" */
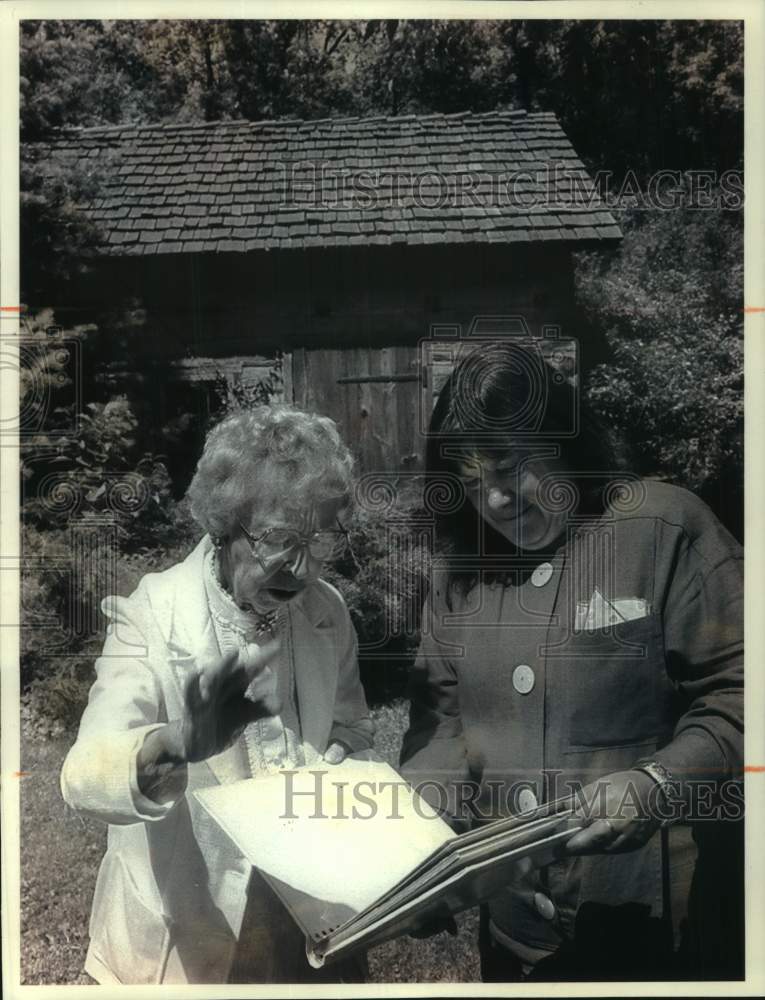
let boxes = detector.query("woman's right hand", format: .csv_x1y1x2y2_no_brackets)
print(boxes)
137,639,282,801
175,639,283,763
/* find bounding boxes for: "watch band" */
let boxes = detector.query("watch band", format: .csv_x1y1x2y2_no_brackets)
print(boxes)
633,759,680,827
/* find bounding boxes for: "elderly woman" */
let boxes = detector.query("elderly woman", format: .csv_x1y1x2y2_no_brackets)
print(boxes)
401,342,743,981
61,404,374,985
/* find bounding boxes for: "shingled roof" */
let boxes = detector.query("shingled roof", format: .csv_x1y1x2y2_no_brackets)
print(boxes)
37,110,621,256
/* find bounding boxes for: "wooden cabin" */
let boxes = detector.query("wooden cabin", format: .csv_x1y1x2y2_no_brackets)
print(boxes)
38,109,621,477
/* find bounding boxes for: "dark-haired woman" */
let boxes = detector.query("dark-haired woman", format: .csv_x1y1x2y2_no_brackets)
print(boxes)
400,343,743,981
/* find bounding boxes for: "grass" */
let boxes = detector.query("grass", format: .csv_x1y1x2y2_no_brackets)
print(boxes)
20,729,105,986
19,699,479,984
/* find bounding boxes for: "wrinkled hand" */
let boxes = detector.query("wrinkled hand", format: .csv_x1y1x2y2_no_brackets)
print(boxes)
565,769,660,856
175,639,282,763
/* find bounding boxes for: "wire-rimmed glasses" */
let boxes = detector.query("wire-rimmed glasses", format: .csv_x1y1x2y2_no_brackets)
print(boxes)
237,519,350,569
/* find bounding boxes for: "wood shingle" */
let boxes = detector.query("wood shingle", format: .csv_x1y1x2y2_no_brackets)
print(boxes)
35,109,621,256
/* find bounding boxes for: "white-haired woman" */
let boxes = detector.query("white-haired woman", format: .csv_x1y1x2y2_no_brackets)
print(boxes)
61,405,375,985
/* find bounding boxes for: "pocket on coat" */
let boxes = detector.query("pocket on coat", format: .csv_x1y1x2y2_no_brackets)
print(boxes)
566,614,664,751
89,851,171,984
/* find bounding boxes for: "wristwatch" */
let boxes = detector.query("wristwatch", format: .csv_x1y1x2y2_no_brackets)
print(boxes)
632,759,681,827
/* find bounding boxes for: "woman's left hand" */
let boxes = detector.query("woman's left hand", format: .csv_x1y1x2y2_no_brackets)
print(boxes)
564,769,661,855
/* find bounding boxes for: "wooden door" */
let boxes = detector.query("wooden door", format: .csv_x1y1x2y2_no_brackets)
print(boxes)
291,346,423,474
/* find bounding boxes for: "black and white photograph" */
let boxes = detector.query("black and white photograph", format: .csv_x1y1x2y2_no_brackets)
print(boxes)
1,1,763,994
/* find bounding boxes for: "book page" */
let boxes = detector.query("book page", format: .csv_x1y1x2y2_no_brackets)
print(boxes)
195,758,456,928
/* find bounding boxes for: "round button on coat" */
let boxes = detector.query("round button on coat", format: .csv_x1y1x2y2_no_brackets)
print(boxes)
531,562,554,587
512,663,535,694
534,892,556,921
518,788,538,813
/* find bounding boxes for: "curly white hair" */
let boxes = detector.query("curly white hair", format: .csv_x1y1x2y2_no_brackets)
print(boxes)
187,404,354,537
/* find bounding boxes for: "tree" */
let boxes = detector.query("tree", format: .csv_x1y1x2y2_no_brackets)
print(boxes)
348,20,501,116
21,18,743,162
576,201,743,535
21,20,166,139
20,21,162,300
494,20,743,182
218,20,357,119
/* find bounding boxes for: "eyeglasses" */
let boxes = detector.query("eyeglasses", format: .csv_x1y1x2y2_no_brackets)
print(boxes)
237,519,349,568
458,457,523,493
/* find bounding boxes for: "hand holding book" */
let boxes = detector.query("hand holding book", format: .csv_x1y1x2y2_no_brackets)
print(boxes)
195,758,585,966
565,769,661,855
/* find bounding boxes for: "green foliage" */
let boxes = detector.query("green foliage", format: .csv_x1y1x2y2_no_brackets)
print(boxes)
576,203,743,494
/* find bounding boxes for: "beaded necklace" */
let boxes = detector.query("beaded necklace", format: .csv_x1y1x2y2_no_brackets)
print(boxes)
206,546,303,772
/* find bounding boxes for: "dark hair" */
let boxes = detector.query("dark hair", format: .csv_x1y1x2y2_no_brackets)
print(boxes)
424,342,623,601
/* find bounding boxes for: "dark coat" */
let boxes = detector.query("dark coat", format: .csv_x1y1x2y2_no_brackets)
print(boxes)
401,480,743,973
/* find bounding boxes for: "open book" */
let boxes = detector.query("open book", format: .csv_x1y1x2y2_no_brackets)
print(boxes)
195,757,581,967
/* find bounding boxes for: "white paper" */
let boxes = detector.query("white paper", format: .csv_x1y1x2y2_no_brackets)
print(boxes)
195,758,456,915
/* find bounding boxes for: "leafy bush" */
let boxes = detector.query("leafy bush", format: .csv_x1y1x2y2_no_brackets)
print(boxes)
21,528,196,736
576,203,743,518
21,524,110,687
21,524,193,673
23,393,199,551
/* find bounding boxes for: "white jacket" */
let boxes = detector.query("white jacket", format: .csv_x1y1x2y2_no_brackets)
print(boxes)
60,536,374,984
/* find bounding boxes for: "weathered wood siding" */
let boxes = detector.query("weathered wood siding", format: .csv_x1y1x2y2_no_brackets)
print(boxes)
92,242,578,354
81,240,587,473
292,345,422,473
